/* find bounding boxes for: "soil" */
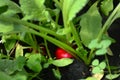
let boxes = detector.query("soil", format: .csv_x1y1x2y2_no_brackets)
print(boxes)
60,59,90,80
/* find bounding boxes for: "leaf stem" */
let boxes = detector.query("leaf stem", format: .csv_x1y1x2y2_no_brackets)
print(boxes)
105,54,112,80
28,28,80,60
44,39,52,59
70,22,84,49
70,22,88,63
87,49,95,65
0,16,64,40
0,16,84,61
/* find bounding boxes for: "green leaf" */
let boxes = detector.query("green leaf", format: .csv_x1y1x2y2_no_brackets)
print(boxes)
11,71,27,80
94,40,111,56
63,0,88,23
88,39,111,50
43,62,50,68
0,57,25,75
100,40,112,48
99,61,106,69
86,77,97,80
1,68,28,80
0,23,29,34
0,59,18,74
56,27,71,35
100,0,113,16
0,5,8,14
20,0,50,21
25,53,31,58
92,59,99,66
26,54,42,72
107,48,113,56
52,58,73,67
4,39,16,53
88,39,101,49
80,2,102,47
92,67,101,74
0,0,21,16
13,24,29,32
19,32,37,49
15,44,23,58
15,56,26,71
0,71,12,80
106,74,120,79
95,48,107,55
34,0,45,9
0,21,14,33
52,69,61,79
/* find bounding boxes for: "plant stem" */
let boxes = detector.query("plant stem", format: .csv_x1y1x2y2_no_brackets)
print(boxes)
28,28,80,60
87,49,95,65
0,16,84,61
0,16,64,40
105,54,112,80
55,10,60,24
70,22,88,63
62,1,72,44
29,73,39,80
70,22,84,49
44,39,52,59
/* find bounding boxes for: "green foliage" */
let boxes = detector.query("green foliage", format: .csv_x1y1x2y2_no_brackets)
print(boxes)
43,58,73,68
80,2,102,47
3,37,16,53
15,56,26,71
86,77,97,80
19,0,50,21
0,21,13,33
26,53,42,72
92,59,99,66
0,70,27,80
88,39,112,55
52,68,61,79
0,5,8,14
106,74,120,79
100,0,113,16
19,32,38,48
0,59,17,74
62,0,88,22
0,56,26,74
11,71,27,80
56,27,71,35
0,0,21,16
0,0,120,79
0,71,13,80
91,59,106,74
51,58,73,67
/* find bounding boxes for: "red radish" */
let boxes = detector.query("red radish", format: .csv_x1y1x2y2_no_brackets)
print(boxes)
55,48,73,59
